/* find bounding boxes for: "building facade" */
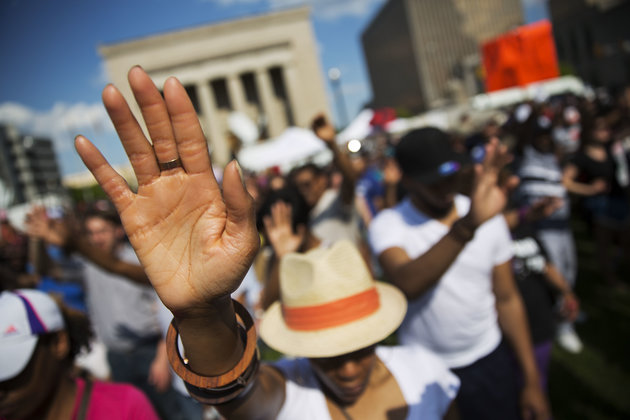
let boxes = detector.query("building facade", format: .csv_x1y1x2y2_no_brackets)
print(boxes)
99,7,329,167
549,0,630,89
362,0,524,113
0,125,65,205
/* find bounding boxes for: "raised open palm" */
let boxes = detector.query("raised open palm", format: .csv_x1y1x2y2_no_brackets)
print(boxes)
263,201,305,258
467,137,518,226
75,66,259,317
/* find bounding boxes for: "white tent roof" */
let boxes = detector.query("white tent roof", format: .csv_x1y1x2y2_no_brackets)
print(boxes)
336,109,374,144
237,127,332,173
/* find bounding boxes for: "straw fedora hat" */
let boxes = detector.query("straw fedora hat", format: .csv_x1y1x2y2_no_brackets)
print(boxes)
259,240,407,358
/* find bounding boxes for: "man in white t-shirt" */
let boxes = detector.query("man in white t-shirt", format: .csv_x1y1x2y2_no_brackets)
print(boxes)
369,128,549,420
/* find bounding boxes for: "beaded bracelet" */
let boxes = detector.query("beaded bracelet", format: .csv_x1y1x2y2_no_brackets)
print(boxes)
165,299,260,405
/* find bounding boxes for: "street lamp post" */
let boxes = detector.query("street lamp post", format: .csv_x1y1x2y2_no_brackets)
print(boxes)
328,67,349,128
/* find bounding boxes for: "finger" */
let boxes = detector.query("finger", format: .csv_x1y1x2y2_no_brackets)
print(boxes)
75,135,135,214
222,161,259,254
102,84,159,185
502,175,520,194
127,67,180,172
275,201,290,225
285,204,293,223
271,201,282,224
471,163,483,189
163,77,214,177
263,215,274,233
483,137,499,168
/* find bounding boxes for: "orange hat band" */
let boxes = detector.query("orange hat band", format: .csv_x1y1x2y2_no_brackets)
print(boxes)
282,287,380,331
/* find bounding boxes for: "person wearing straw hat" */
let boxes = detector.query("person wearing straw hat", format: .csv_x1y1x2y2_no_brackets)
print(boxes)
71,66,460,419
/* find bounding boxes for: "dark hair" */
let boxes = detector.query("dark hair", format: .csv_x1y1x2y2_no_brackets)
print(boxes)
289,163,325,181
83,203,121,227
51,296,93,360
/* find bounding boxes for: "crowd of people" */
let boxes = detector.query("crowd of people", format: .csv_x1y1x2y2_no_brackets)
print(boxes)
1,65,629,420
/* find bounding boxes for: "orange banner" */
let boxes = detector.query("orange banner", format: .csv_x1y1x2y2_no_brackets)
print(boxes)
482,20,559,92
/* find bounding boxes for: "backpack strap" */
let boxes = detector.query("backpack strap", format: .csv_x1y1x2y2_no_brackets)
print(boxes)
76,377,94,420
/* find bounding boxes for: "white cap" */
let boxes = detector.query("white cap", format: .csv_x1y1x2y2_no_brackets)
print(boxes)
0,289,65,381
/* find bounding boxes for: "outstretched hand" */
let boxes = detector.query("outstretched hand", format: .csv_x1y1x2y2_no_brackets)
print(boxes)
466,137,518,227
74,66,259,318
25,206,72,247
263,201,305,258
311,113,336,144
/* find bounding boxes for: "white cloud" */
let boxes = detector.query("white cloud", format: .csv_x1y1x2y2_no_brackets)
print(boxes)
0,101,114,153
91,61,111,88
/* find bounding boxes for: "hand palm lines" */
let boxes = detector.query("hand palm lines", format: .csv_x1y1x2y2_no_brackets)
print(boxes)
122,177,226,287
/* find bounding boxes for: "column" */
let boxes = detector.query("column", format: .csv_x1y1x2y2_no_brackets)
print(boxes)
255,67,284,138
282,63,300,126
197,80,230,167
226,73,248,115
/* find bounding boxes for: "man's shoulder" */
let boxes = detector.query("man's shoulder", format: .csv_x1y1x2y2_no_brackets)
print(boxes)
377,344,446,368
376,345,460,392
272,357,316,385
372,199,412,225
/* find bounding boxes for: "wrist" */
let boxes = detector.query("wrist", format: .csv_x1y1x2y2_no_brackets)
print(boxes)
450,217,478,243
173,294,235,324
167,299,259,404
460,214,481,230
522,365,541,387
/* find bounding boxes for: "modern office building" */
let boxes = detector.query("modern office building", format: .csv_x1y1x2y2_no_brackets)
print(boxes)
549,0,630,89
362,0,524,113
0,125,64,205
99,7,329,167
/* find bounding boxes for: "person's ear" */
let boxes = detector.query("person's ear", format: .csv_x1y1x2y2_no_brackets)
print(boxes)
50,331,70,361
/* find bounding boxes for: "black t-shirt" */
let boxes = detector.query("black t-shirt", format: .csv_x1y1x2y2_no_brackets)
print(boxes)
570,148,624,196
511,226,557,344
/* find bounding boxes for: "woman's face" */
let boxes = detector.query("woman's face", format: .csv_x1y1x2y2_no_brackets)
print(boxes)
592,119,611,143
309,346,377,406
0,334,66,420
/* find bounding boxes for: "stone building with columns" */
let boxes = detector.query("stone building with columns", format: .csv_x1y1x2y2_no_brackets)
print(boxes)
99,7,329,167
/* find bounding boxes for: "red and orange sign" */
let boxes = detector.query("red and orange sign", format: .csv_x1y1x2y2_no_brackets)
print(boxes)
482,20,559,92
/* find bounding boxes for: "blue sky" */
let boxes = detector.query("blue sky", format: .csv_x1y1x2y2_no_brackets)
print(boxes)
0,0,548,176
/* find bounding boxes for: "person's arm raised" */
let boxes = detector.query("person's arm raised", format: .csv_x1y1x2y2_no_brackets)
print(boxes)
312,114,358,204
74,66,284,419
25,205,151,285
379,139,518,300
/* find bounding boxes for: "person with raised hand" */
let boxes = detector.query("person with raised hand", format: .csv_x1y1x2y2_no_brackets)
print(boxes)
369,127,550,420
73,66,460,420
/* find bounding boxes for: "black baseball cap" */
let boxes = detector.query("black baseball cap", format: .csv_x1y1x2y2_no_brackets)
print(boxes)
395,127,470,184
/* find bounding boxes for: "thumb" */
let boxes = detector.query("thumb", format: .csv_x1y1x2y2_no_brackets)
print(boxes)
222,160,259,256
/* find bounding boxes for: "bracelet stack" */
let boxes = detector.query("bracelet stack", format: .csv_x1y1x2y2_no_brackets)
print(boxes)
165,299,260,405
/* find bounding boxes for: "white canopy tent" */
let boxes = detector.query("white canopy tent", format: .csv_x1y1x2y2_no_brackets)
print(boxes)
237,127,333,173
